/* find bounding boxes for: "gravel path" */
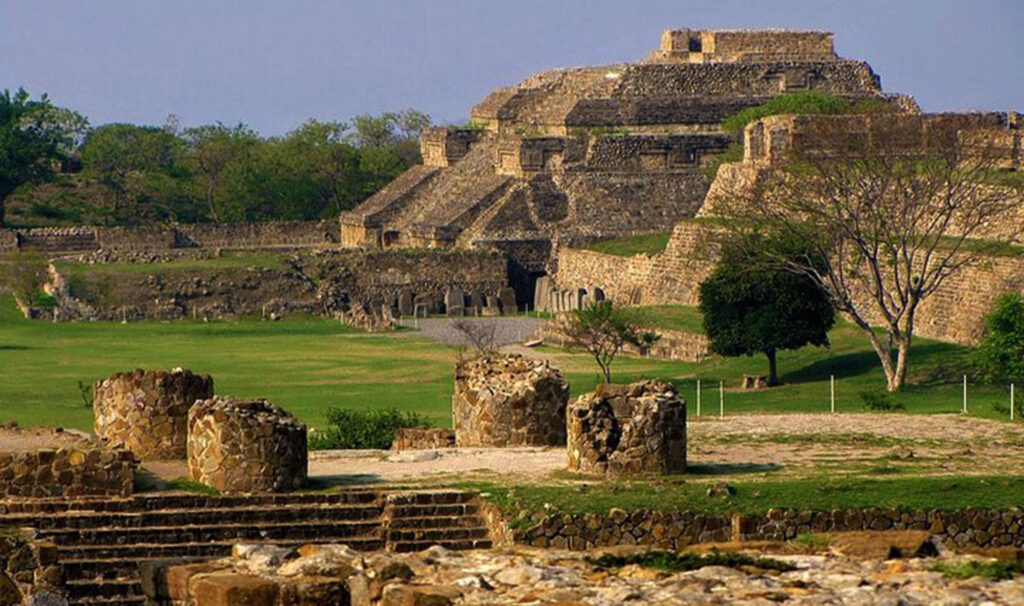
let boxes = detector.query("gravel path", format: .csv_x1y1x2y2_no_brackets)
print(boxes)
395,317,546,347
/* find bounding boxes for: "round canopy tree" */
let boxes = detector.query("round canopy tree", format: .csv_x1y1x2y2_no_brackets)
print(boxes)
699,236,835,386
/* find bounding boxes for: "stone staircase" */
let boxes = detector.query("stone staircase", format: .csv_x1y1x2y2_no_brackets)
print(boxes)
0,489,493,605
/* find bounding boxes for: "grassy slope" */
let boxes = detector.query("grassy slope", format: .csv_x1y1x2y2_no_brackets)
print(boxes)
0,296,1014,431
587,232,671,257
52,251,289,278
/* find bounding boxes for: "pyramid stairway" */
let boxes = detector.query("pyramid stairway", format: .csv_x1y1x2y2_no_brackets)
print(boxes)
0,488,493,605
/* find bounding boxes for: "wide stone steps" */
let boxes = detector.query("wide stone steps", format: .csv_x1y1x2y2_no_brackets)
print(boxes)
1,489,493,606
1,503,384,530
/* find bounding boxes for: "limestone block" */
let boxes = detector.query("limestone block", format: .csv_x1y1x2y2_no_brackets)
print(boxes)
498,287,517,314
93,368,213,459
533,276,551,311
413,294,438,316
188,397,307,494
391,429,456,451
567,380,686,476
191,573,279,606
454,354,569,447
468,293,485,314
0,448,134,498
444,288,464,313
397,290,414,316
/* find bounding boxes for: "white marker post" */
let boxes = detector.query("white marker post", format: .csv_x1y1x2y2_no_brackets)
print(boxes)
963,374,968,414
719,381,724,419
830,375,836,414
1012,384,1016,421
696,379,701,417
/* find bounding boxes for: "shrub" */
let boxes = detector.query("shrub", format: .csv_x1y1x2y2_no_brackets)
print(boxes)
792,533,831,550
973,293,1024,383
859,391,905,411
309,407,432,450
587,550,796,573
721,91,851,138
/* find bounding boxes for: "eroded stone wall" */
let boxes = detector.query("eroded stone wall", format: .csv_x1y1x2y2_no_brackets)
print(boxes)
188,397,307,493
454,354,569,447
93,368,214,459
567,381,686,476
1,219,340,255
391,428,456,451
516,507,1024,551
0,538,66,605
0,448,134,498
551,220,1024,346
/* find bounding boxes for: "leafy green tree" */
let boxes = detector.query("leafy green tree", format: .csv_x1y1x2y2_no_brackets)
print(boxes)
565,300,645,383
0,88,82,226
182,123,259,222
81,123,185,222
281,120,361,214
973,293,1024,383
698,236,835,386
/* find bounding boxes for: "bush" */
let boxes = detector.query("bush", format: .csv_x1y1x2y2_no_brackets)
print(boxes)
309,407,432,450
721,91,851,138
859,391,905,411
973,293,1024,383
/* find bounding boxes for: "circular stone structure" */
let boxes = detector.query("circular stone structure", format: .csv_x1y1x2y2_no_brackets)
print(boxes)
567,380,687,476
93,368,214,459
187,397,307,493
454,354,569,447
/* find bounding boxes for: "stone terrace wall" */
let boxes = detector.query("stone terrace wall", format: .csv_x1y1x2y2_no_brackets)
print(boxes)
551,221,1024,346
188,397,307,494
1,219,341,255
0,537,66,606
516,507,1024,551
0,448,134,498
93,368,214,460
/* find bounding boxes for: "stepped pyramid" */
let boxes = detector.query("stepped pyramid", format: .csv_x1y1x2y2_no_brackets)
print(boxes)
341,28,909,299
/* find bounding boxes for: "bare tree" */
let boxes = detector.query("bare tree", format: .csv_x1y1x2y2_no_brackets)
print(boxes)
451,319,498,354
715,114,1023,391
564,300,645,383
716,115,1019,391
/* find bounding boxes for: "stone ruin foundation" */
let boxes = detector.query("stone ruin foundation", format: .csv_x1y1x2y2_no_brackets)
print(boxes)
187,397,307,493
391,428,456,450
567,380,686,476
93,368,214,459
454,354,568,447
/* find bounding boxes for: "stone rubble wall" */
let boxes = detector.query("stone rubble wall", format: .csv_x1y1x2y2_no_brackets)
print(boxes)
46,248,508,322
517,507,1024,551
538,313,710,362
187,397,307,494
567,381,687,476
454,354,569,447
391,428,456,451
0,448,135,498
93,368,214,460
0,537,66,606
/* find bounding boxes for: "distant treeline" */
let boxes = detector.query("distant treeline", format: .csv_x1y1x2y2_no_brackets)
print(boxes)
1,88,430,227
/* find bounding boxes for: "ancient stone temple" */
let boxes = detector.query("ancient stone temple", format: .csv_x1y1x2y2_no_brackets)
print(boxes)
341,28,908,300
567,380,687,476
93,368,214,459
454,354,569,447
188,397,308,493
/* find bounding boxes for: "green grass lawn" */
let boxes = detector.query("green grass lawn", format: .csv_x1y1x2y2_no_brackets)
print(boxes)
52,250,289,278
468,475,1024,524
639,305,706,334
0,296,1015,431
587,232,671,257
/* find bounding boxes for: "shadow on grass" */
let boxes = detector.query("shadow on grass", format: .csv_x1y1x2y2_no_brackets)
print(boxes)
0,344,30,351
307,474,386,491
686,462,781,476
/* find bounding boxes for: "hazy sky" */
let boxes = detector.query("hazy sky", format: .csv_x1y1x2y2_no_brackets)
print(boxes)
2,0,1021,135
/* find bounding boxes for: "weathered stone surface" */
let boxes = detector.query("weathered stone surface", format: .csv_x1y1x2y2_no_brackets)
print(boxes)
93,367,213,459
188,397,307,493
191,573,279,606
0,448,134,498
454,354,568,447
391,428,456,451
567,380,686,476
